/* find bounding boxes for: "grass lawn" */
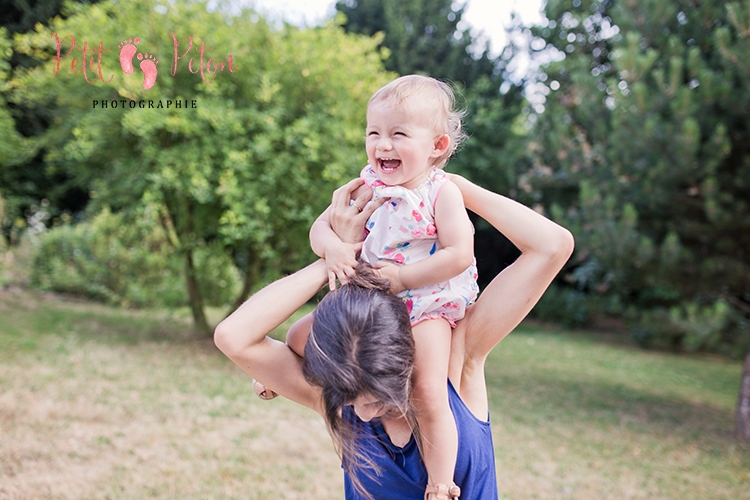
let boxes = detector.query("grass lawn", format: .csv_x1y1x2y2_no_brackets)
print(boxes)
1,286,747,499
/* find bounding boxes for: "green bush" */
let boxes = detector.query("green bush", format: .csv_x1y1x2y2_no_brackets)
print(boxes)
668,300,730,352
531,284,590,327
627,299,747,356
628,308,682,350
30,208,240,308
192,242,243,307
0,194,6,249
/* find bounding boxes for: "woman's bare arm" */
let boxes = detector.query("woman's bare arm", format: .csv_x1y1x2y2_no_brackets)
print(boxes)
214,260,329,413
322,174,573,359
442,175,573,417
451,174,574,360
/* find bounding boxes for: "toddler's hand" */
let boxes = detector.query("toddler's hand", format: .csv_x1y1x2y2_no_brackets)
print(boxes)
324,239,362,291
374,261,405,294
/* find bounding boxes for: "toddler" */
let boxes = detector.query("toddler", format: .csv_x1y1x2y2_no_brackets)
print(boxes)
306,75,478,499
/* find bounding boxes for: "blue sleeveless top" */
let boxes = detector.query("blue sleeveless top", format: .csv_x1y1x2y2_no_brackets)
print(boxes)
343,381,498,499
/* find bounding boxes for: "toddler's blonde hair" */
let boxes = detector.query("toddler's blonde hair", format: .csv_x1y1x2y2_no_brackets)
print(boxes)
368,75,466,168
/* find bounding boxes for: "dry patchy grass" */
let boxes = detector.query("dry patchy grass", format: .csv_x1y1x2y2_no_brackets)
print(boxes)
487,329,750,499
0,287,341,499
1,287,748,499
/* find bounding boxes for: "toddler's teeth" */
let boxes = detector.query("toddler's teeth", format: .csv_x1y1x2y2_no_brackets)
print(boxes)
379,159,400,171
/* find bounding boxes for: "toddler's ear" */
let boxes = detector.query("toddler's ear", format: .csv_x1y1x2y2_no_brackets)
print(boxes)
433,134,451,155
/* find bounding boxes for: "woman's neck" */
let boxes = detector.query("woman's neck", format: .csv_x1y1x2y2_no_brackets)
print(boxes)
379,414,413,448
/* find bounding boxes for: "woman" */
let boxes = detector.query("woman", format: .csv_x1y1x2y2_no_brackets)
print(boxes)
214,175,574,499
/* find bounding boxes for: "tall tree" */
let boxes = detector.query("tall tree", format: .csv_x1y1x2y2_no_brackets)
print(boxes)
11,0,389,332
336,0,494,86
528,0,749,353
0,0,68,34
0,28,34,173
0,0,104,243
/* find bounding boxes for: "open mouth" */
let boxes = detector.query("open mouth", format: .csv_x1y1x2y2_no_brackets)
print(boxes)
378,158,402,172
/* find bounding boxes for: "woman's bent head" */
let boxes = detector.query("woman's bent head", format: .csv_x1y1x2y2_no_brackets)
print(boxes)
302,263,415,493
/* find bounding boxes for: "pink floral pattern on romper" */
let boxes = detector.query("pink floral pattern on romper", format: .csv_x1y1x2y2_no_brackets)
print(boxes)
359,165,479,327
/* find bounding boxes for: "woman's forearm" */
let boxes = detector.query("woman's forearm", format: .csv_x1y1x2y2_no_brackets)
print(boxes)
449,174,574,362
214,260,328,357
214,260,327,412
449,174,573,257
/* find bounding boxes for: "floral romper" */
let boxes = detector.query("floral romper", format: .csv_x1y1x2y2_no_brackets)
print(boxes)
360,165,479,327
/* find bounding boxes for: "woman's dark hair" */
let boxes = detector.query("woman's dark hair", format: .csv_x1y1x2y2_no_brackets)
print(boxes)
302,262,416,498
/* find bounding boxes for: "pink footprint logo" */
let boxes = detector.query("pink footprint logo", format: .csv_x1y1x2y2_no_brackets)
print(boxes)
136,53,159,90
118,37,140,74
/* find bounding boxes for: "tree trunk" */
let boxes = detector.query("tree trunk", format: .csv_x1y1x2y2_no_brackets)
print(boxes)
737,353,750,439
160,194,210,336
228,250,261,315
184,246,210,335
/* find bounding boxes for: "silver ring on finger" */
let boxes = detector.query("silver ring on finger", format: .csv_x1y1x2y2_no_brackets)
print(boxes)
350,200,363,212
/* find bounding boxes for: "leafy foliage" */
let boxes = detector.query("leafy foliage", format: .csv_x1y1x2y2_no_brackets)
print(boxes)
0,0,104,243
11,0,389,331
30,207,240,307
0,27,40,242
335,0,496,85
528,0,750,353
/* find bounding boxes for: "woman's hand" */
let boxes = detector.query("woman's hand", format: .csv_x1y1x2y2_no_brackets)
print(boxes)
328,178,386,243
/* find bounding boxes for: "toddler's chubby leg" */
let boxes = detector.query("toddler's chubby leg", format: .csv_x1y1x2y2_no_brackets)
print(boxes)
411,318,457,492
